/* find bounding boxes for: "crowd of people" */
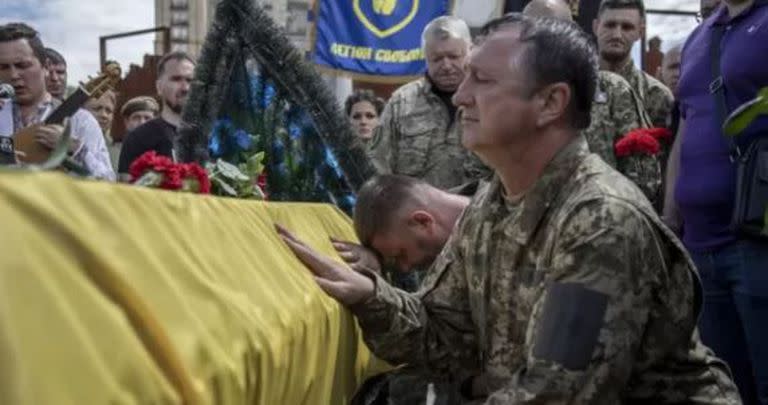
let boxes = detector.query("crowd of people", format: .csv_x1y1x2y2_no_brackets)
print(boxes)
1,0,767,403
0,23,193,183
326,0,768,403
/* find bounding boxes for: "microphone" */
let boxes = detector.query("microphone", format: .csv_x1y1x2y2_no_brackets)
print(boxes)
0,83,14,99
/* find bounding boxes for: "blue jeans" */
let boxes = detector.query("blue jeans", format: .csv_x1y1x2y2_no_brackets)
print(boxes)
690,238,768,405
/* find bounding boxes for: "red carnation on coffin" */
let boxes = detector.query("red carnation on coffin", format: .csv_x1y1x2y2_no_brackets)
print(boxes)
256,172,268,199
181,163,211,194
614,129,662,158
129,151,210,194
128,151,171,181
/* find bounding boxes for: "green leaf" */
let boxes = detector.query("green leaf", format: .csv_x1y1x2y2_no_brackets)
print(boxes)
251,184,265,199
246,151,265,175
724,87,768,137
216,158,250,181
212,176,238,196
39,118,72,171
134,171,163,187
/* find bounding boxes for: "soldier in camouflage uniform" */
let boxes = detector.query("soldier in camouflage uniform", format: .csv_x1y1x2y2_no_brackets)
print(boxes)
368,16,489,190
524,0,662,207
279,14,739,404
594,0,674,129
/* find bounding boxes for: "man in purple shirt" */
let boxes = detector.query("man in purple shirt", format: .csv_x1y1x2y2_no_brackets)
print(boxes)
668,0,768,402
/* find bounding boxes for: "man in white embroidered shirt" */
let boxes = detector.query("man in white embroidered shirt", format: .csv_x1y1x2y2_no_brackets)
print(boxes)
0,22,114,181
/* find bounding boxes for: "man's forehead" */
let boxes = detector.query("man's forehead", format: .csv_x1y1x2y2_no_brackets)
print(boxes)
598,7,643,23
426,37,468,54
163,59,195,74
470,29,523,69
0,39,36,59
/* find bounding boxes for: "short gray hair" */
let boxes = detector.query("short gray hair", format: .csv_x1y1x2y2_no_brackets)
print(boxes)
480,13,598,130
421,16,471,50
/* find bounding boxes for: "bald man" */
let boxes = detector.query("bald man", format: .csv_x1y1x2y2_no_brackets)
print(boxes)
523,0,663,207
659,44,682,97
522,0,574,20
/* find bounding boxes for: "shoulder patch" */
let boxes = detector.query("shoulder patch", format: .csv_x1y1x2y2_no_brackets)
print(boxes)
532,282,608,370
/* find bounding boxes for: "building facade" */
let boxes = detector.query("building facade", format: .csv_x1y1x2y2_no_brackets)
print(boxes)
154,0,312,58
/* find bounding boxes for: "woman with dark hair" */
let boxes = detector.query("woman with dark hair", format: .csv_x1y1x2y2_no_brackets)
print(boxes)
344,89,384,141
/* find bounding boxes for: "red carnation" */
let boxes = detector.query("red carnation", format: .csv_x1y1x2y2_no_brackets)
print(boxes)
615,129,661,157
159,164,183,190
181,163,211,194
128,150,172,181
256,172,268,199
257,172,267,190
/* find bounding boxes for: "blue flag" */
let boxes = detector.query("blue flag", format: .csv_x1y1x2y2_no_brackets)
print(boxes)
312,0,454,80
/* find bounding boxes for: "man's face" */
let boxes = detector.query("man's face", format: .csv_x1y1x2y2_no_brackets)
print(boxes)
425,37,469,92
452,28,538,156
46,62,67,99
156,58,194,114
125,110,156,132
593,8,644,63
370,212,447,272
0,39,47,106
660,49,681,95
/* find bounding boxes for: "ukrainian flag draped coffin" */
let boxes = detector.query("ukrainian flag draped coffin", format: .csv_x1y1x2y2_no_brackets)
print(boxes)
0,172,388,404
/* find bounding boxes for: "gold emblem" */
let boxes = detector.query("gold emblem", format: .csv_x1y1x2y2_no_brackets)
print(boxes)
354,0,419,39
373,0,397,16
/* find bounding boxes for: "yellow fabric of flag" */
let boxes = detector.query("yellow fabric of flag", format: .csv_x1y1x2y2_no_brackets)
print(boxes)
0,172,389,405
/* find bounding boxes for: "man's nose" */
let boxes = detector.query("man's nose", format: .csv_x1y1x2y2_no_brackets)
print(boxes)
452,79,471,107
7,67,21,80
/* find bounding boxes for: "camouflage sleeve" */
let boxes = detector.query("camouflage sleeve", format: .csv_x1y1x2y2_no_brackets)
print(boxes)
613,82,662,205
351,235,479,379
367,99,396,174
613,82,650,137
645,84,674,129
485,198,664,404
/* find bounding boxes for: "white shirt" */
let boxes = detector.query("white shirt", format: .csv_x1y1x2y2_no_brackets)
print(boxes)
66,108,116,181
2,96,116,181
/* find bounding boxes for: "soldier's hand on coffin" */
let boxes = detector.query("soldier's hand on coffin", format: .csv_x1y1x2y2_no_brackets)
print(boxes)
277,224,375,306
330,237,382,274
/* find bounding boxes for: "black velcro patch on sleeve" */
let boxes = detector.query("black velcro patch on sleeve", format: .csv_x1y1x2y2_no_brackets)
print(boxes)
532,282,609,371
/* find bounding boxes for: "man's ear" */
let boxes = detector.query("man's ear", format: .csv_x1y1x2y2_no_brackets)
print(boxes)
592,18,599,37
535,83,571,128
409,210,435,228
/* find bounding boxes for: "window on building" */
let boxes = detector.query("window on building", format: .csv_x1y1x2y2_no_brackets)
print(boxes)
171,26,189,41
171,11,188,25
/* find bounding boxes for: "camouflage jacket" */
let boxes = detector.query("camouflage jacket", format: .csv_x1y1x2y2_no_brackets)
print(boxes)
585,71,661,205
616,60,675,129
368,78,489,190
353,136,739,404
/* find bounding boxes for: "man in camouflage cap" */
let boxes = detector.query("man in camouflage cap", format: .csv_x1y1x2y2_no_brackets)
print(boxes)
280,13,739,404
524,0,661,206
368,16,489,190
594,0,674,129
